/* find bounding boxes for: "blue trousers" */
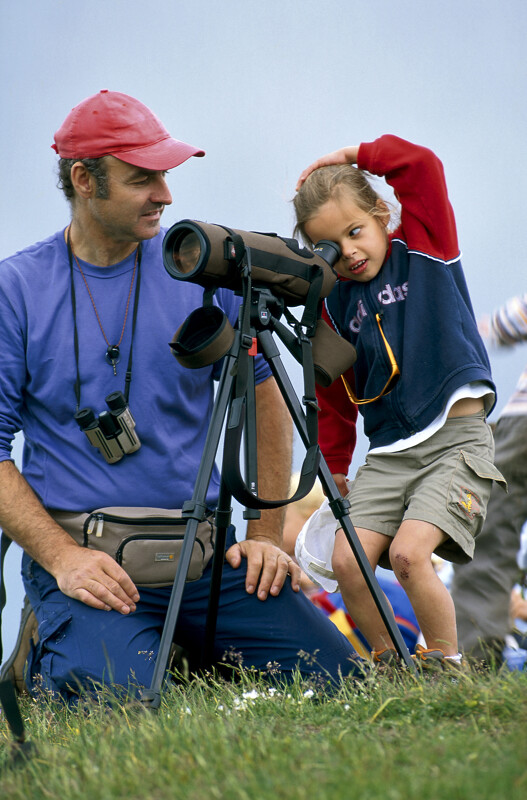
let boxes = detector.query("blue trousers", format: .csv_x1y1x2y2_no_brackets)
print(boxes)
22,532,361,699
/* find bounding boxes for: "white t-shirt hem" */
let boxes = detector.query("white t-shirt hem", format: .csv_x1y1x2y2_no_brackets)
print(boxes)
368,382,494,456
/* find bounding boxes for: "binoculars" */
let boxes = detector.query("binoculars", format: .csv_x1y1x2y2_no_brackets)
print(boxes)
74,391,141,464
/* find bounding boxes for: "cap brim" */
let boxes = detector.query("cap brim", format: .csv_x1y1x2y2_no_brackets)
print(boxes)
113,137,205,170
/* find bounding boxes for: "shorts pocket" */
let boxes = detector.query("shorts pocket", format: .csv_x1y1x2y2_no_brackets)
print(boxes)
460,450,507,488
447,450,507,536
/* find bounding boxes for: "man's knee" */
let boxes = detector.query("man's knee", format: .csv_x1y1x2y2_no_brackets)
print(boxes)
26,603,158,698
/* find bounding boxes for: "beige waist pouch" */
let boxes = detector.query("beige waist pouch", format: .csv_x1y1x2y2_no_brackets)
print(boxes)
48,507,215,587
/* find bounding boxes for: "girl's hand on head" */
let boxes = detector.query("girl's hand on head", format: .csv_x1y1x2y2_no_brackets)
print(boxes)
296,146,360,190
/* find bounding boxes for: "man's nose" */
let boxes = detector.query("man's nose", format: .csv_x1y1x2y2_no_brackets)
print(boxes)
151,175,172,205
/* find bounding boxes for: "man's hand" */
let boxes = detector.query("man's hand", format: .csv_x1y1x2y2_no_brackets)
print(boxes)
226,538,301,600
53,546,140,615
0,461,139,615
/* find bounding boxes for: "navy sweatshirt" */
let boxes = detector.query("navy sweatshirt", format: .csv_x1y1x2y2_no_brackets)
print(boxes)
318,135,495,471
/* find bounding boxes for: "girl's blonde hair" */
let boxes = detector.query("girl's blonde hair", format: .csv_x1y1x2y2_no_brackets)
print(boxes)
287,472,325,519
293,164,392,247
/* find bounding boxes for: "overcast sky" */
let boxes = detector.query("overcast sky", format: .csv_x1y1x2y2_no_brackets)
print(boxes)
1,0,526,661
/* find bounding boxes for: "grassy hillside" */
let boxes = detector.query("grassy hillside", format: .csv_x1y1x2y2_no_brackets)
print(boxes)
1,667,526,799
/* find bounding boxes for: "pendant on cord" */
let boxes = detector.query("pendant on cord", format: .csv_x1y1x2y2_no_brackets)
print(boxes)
106,345,121,376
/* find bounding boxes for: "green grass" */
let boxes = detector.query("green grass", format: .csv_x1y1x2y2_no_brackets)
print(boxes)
1,666,526,799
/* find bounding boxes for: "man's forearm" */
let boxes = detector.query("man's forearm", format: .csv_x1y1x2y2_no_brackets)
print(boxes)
246,377,293,546
0,460,140,612
0,460,79,573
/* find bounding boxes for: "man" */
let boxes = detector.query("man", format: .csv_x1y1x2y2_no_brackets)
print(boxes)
451,294,527,663
0,90,359,698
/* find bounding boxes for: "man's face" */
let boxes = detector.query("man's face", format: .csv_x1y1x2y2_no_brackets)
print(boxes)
88,156,173,244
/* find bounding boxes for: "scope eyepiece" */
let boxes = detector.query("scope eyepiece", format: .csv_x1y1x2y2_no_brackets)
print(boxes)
313,239,341,265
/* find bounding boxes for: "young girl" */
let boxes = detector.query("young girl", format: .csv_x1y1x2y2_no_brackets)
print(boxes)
294,135,506,668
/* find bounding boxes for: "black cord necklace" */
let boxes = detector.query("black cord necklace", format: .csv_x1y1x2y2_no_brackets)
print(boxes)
67,227,139,374
67,227,142,410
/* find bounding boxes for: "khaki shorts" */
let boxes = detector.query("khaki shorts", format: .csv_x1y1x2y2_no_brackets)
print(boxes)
347,412,506,566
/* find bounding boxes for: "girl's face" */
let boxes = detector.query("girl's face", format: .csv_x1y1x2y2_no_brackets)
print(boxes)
304,192,389,282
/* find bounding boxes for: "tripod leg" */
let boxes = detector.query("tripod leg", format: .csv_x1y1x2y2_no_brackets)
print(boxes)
241,354,261,522
140,350,238,709
258,329,417,673
201,481,232,669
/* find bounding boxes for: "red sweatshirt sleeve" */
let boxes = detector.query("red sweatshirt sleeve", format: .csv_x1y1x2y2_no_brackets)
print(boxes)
316,305,358,475
358,135,459,262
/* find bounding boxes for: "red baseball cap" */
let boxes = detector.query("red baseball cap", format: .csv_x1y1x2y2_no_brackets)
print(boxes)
52,89,205,170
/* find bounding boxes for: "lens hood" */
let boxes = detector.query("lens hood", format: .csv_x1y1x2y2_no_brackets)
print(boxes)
170,306,235,368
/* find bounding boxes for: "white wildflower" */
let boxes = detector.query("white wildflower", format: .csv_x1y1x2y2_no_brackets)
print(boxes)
242,690,260,701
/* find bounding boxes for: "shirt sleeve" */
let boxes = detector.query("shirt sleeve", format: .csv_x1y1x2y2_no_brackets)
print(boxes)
0,269,26,462
358,134,460,263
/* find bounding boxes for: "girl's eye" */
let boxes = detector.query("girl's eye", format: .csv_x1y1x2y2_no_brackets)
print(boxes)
349,226,361,237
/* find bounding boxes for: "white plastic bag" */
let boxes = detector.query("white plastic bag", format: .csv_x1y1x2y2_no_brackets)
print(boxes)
295,496,340,592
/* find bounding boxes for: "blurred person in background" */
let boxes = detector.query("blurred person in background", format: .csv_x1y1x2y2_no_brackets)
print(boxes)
451,294,527,665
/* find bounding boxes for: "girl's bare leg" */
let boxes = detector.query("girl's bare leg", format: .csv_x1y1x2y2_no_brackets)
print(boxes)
332,527,393,652
390,519,458,656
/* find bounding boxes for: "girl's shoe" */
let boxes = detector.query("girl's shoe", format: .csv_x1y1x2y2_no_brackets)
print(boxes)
372,647,399,666
370,647,403,678
412,644,466,674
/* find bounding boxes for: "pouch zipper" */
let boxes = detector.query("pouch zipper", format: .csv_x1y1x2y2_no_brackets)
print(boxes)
83,512,213,547
114,532,206,565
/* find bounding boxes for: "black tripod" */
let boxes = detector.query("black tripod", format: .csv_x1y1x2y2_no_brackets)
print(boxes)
140,284,416,709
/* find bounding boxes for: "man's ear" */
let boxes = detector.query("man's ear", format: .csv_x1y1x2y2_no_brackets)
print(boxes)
70,162,95,199
376,198,391,228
